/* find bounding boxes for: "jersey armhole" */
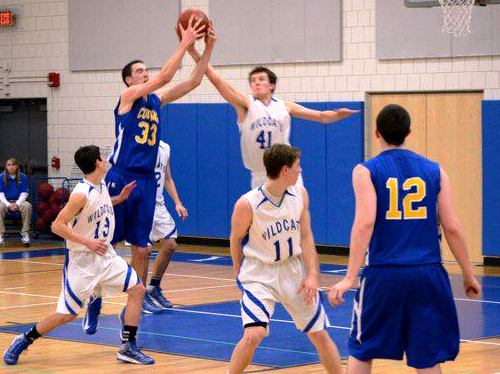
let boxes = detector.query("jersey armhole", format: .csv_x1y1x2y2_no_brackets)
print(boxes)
236,95,254,128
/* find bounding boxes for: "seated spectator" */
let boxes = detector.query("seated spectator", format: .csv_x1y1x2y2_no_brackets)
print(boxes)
0,158,31,245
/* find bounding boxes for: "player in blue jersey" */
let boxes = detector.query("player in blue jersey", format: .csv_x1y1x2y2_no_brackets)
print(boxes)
83,18,217,331
328,104,481,373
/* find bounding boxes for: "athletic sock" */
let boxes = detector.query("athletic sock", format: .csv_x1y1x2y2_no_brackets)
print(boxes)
147,277,161,291
121,325,138,344
25,326,41,342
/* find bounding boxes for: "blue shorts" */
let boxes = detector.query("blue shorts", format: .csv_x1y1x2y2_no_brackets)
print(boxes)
105,166,156,247
349,264,459,369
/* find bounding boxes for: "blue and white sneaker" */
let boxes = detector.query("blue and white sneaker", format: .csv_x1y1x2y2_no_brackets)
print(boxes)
3,333,32,365
117,341,154,365
82,294,102,335
142,292,163,314
148,287,173,309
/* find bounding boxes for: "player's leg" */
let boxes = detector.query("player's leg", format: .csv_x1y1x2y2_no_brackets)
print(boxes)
147,208,177,309
3,313,78,365
131,245,151,284
230,257,276,373
347,356,372,374
147,238,176,308
307,330,342,374
101,255,154,365
228,325,267,374
4,252,88,365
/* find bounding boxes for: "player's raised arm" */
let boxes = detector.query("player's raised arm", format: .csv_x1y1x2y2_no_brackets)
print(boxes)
119,15,206,114
164,163,187,220
285,101,360,123
328,164,376,306
298,187,319,305
51,193,107,256
158,24,217,106
229,197,252,277
187,36,250,121
437,167,481,299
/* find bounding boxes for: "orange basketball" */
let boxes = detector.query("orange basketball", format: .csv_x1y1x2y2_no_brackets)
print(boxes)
176,8,209,40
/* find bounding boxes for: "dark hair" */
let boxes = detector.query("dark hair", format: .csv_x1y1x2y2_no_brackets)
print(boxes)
74,146,102,175
122,59,144,86
376,104,411,146
3,158,20,186
263,144,301,180
248,66,277,93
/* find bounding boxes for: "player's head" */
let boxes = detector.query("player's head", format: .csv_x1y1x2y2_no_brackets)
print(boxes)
264,144,301,185
249,66,277,97
74,145,105,176
376,104,411,146
122,59,149,87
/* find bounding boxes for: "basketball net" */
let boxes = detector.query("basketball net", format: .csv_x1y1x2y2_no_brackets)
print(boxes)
438,0,475,37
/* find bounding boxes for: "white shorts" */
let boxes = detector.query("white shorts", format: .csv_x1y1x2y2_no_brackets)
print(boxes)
149,203,177,243
56,250,140,315
237,256,329,334
251,172,304,189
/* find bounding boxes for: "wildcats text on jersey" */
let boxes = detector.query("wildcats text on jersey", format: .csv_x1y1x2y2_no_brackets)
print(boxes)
250,116,285,131
87,204,114,224
261,218,300,241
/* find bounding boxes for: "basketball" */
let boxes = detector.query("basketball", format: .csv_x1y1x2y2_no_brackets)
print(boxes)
37,183,54,201
176,8,209,39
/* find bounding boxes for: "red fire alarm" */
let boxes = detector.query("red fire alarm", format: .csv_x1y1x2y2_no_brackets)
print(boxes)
51,156,60,169
48,72,60,87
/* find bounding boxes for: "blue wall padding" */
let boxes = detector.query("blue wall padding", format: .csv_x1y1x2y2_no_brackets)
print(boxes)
162,102,364,246
326,102,365,245
292,103,328,243
197,104,229,237
163,104,199,235
482,100,500,256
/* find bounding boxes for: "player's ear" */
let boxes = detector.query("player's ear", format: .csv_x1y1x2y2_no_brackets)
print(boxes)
375,129,381,139
125,76,132,87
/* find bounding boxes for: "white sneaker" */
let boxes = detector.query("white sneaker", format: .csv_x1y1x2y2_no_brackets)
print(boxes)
21,232,30,245
0,234,4,245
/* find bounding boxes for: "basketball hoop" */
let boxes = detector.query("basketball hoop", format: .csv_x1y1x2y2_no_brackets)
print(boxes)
438,0,475,37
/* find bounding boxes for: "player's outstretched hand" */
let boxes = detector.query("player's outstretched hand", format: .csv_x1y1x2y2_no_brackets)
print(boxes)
464,274,481,299
337,108,361,119
119,180,137,202
298,274,318,305
86,238,107,256
328,277,355,307
175,203,188,221
178,15,206,49
204,21,217,49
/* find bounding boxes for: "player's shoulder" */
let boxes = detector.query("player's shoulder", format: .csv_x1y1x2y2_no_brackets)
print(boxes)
148,92,161,106
286,185,304,200
241,186,266,208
